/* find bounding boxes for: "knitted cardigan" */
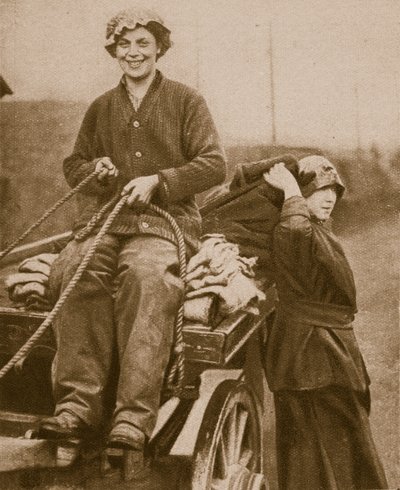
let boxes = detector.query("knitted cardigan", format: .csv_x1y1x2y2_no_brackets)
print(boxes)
63,70,226,249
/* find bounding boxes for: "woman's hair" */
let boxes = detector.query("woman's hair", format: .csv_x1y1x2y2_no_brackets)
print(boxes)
105,8,172,60
139,21,171,59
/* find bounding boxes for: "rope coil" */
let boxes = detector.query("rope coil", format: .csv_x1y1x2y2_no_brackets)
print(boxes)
0,173,187,394
147,203,187,393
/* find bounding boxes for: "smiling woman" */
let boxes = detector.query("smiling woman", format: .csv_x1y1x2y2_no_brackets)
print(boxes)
36,5,226,482
104,8,172,110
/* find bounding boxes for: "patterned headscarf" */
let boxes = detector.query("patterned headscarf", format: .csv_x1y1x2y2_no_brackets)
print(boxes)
298,156,345,199
105,7,171,59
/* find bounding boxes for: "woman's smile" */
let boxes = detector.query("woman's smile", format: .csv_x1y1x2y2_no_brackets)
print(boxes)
115,27,159,82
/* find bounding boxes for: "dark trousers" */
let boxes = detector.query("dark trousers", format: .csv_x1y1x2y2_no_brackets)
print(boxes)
49,234,183,440
274,386,388,489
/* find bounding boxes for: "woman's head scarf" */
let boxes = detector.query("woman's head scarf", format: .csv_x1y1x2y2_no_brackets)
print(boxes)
105,7,171,59
298,155,345,199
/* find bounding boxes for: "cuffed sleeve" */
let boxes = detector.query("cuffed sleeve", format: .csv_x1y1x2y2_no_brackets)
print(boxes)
158,91,226,203
280,196,311,224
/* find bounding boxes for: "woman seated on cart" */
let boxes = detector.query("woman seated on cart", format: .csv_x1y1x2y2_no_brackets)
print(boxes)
38,6,226,479
263,157,388,489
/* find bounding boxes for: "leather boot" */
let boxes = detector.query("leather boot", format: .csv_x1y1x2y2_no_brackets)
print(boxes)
38,411,92,440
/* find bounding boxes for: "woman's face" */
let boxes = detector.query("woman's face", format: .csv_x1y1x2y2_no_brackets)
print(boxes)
305,186,337,221
115,26,159,82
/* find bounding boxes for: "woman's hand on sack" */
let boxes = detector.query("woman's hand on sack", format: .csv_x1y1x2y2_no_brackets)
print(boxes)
263,162,302,199
121,175,160,206
95,157,119,182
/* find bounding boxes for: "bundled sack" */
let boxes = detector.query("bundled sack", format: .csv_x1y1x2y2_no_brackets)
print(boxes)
4,253,58,311
183,234,266,327
201,154,299,283
183,294,220,327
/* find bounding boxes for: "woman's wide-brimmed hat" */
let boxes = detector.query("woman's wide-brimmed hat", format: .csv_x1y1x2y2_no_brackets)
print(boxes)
297,155,345,199
105,7,171,59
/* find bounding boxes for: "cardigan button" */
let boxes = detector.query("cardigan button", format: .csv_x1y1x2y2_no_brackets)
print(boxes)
142,221,149,229
135,151,142,158
133,120,140,128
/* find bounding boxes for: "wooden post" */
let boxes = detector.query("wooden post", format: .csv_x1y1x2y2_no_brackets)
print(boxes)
268,22,277,146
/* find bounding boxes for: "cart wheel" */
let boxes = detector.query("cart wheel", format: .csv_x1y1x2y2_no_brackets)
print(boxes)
192,380,267,490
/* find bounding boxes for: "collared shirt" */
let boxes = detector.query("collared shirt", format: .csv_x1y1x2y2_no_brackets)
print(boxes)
121,74,154,111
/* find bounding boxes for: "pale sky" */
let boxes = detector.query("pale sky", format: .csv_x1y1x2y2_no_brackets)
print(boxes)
0,0,399,150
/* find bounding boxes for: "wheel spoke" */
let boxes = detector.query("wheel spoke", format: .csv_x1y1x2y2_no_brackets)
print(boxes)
222,404,237,466
233,408,249,462
239,447,254,468
214,434,229,479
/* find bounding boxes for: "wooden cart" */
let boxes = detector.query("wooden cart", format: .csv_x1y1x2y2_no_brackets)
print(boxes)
0,222,275,489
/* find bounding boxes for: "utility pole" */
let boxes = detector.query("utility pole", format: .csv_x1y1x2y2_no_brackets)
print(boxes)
195,15,200,91
354,82,361,159
396,72,400,144
268,21,277,146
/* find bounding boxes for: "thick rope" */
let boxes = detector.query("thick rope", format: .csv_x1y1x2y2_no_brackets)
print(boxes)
0,196,128,379
74,194,120,242
147,204,187,394
0,196,188,394
0,170,100,262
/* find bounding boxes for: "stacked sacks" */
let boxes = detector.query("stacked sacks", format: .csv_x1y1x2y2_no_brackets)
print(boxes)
184,234,265,327
5,253,58,311
4,242,264,325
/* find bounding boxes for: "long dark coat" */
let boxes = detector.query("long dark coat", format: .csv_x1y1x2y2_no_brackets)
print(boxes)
264,196,369,392
263,196,388,489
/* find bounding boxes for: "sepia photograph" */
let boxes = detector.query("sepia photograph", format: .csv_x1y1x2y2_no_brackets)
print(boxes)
0,0,398,488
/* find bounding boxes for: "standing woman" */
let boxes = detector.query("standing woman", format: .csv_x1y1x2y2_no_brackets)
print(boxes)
263,157,388,489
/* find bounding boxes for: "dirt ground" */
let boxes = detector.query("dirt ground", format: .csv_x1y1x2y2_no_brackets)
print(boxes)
263,198,399,489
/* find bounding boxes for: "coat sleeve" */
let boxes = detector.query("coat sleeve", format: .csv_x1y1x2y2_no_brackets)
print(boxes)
158,90,226,203
273,196,316,292
63,99,117,196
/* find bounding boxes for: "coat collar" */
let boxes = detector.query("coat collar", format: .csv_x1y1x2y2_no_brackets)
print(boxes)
116,69,165,124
